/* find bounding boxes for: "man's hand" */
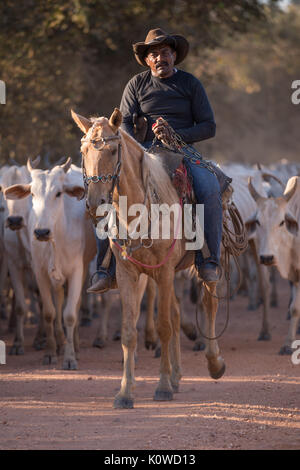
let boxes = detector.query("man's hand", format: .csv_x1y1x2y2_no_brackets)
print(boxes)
152,117,173,144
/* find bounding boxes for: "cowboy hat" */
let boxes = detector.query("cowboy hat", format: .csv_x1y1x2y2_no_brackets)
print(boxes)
132,28,189,67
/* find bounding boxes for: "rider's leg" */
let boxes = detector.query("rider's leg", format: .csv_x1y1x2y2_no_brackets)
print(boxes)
87,237,117,294
184,159,222,282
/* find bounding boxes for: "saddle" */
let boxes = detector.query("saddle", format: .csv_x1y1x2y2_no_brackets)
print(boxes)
133,117,245,270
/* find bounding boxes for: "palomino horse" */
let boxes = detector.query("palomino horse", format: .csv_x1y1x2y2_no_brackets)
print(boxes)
72,108,225,409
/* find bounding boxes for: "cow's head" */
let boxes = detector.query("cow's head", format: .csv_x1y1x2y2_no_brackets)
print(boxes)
4,158,85,242
246,176,299,266
1,163,36,231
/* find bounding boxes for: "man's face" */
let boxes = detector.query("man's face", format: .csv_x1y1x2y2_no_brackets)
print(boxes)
145,44,176,78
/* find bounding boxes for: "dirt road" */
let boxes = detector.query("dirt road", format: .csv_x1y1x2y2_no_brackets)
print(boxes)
0,278,299,450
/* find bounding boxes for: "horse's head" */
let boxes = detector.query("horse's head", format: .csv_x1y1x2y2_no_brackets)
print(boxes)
71,108,122,218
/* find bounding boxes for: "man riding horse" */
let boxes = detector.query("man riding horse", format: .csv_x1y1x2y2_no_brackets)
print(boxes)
88,28,223,293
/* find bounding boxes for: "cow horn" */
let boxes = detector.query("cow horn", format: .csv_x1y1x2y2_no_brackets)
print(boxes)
283,176,298,202
248,176,264,202
60,157,72,173
27,156,41,172
261,172,284,188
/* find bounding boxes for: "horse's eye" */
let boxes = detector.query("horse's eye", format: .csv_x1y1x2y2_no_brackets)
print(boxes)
256,219,260,226
279,220,284,226
56,192,62,198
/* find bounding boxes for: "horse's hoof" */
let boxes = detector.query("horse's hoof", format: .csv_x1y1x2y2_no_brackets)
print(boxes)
279,345,293,355
43,354,58,365
153,389,173,401
9,345,24,355
145,340,157,350
154,346,161,358
33,338,46,350
257,333,271,341
93,337,106,349
258,332,271,341
193,341,205,351
247,304,257,311
171,382,180,393
184,325,198,341
113,331,121,341
80,318,92,327
114,396,134,409
208,361,226,380
62,358,78,370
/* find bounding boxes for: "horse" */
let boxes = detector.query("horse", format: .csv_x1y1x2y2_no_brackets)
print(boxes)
71,108,225,409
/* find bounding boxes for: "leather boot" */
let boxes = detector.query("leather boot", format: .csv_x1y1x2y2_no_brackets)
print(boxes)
87,271,117,294
196,262,221,282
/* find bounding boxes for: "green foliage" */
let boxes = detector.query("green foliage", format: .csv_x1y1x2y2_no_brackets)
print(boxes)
0,0,283,165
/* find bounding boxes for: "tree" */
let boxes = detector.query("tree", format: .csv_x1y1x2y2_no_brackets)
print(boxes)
0,0,279,164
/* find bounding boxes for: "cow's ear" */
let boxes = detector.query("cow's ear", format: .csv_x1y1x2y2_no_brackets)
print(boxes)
4,184,31,200
63,184,85,200
285,212,299,236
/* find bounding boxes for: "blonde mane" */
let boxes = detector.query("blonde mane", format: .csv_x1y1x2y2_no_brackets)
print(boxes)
119,128,179,207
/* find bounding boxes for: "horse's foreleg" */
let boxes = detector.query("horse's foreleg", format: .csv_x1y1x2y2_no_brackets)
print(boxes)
203,281,225,380
144,276,157,350
114,271,140,409
154,275,174,401
169,290,182,392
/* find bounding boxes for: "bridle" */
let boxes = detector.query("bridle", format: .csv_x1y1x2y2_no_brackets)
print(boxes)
80,132,122,212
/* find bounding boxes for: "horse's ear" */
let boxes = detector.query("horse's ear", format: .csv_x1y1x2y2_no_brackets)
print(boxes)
109,108,122,132
71,109,92,134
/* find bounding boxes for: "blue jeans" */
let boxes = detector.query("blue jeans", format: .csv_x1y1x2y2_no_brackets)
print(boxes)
96,237,116,276
183,157,222,267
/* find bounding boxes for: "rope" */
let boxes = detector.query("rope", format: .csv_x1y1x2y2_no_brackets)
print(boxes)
195,201,248,341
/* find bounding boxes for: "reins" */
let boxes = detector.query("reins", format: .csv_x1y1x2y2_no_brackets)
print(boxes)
112,199,183,270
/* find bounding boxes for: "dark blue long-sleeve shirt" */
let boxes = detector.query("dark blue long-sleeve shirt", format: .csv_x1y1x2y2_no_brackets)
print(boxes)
119,69,216,144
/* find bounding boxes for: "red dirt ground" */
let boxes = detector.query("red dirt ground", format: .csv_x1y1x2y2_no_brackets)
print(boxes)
0,278,299,450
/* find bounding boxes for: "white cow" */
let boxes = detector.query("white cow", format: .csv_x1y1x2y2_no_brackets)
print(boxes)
247,175,300,354
221,163,279,339
1,163,41,354
5,158,97,369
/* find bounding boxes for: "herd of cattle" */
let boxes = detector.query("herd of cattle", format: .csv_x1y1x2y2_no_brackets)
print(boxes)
0,155,299,369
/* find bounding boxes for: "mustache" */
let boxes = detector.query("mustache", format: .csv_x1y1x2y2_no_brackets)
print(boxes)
156,61,168,69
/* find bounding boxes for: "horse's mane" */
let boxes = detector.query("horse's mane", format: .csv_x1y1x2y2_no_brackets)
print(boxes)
119,128,179,207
